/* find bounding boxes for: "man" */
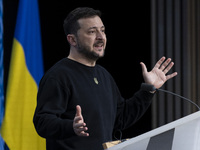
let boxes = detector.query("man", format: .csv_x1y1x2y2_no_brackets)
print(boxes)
33,7,177,150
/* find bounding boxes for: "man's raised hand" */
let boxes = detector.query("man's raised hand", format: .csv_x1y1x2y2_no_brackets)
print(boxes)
140,56,178,89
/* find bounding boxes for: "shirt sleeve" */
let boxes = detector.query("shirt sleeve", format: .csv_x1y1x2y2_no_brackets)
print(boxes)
114,83,154,131
33,77,76,140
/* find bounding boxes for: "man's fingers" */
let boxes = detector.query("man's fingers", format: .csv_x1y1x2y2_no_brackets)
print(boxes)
160,58,171,71
76,105,82,117
74,116,83,123
140,62,147,74
73,122,89,137
73,105,89,137
80,132,89,137
76,125,88,133
78,131,89,137
163,61,174,74
166,72,178,80
154,56,166,69
155,57,176,75
73,122,86,129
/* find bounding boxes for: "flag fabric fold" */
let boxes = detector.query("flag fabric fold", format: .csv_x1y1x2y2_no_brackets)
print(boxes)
0,0,4,149
0,0,45,149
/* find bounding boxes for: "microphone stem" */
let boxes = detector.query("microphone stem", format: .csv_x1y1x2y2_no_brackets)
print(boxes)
157,88,200,111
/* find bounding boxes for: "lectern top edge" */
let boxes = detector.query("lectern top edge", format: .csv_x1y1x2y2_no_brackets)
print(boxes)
106,111,200,150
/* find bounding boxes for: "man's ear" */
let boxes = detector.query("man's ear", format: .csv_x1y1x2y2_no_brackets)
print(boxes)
67,34,77,46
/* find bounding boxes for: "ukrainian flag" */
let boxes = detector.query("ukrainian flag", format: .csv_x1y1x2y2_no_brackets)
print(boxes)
1,0,46,149
0,0,4,149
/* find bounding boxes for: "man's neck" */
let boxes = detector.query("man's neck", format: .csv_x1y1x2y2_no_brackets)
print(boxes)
67,52,96,67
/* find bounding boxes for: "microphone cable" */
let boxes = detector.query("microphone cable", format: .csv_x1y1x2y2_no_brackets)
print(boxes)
157,88,200,111
141,83,200,111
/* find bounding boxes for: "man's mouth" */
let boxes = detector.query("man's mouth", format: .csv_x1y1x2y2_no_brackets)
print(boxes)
94,42,104,49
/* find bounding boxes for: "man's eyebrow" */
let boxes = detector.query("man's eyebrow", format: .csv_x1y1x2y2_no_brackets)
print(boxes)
88,26,105,30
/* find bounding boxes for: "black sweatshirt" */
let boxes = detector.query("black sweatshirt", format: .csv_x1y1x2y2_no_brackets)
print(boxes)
33,58,154,150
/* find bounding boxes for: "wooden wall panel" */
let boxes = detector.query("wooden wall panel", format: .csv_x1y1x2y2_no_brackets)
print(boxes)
151,0,200,128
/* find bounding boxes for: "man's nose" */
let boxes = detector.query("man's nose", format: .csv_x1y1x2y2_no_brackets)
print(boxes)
96,31,104,40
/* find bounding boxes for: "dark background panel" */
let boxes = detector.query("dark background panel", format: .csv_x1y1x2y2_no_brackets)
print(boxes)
4,0,152,139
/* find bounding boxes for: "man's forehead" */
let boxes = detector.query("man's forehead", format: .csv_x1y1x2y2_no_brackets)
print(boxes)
78,16,104,29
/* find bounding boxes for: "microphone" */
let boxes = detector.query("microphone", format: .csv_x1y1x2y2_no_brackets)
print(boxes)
141,83,200,110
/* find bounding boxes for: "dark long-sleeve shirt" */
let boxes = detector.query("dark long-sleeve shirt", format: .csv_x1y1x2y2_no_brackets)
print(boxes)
33,58,154,150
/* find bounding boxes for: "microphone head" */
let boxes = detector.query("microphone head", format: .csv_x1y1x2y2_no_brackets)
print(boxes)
141,83,157,92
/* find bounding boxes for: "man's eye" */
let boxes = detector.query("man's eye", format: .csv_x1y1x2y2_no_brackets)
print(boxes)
89,30,95,34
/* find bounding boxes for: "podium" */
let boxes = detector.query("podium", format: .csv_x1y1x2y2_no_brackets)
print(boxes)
106,111,200,150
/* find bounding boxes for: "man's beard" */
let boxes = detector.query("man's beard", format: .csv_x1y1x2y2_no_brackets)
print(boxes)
76,40,105,61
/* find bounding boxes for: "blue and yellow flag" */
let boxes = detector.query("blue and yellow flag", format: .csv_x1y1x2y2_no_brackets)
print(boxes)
1,0,46,149
0,0,4,149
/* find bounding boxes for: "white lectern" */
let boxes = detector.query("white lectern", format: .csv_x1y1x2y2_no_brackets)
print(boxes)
106,111,200,150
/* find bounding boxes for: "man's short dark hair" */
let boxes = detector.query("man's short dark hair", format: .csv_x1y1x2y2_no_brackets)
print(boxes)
63,7,102,36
